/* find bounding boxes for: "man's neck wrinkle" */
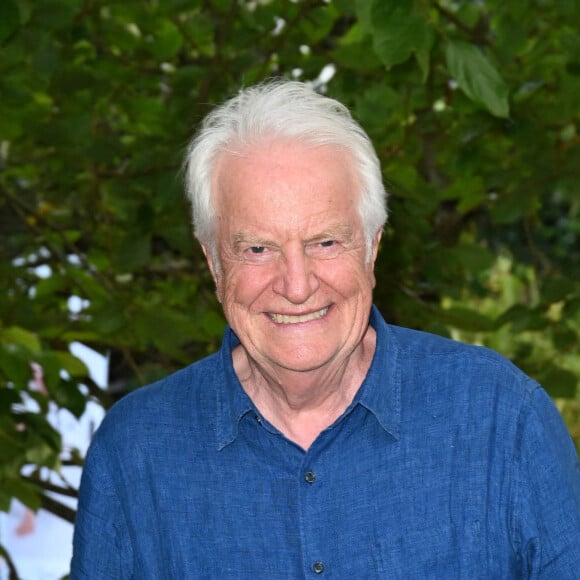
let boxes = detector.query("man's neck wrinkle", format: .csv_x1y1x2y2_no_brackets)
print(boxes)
232,326,376,449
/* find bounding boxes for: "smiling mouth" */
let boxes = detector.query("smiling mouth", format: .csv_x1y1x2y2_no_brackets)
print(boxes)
268,307,329,325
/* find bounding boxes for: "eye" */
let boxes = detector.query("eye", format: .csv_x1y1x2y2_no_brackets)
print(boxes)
242,245,275,262
248,246,266,254
306,239,343,259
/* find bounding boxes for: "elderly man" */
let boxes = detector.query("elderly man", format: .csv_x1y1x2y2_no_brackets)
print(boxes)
72,81,580,578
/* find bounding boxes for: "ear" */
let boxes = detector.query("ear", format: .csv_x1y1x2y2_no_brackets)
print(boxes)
201,244,222,302
201,243,216,279
370,229,382,264
368,229,382,289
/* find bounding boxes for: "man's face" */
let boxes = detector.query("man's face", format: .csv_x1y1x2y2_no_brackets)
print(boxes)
205,140,380,376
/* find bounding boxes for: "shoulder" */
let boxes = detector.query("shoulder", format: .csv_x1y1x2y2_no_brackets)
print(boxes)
94,350,223,446
375,322,544,439
386,323,536,397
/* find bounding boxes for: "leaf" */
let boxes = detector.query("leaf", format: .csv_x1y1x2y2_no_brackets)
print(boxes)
497,305,548,332
0,103,22,138
438,307,497,332
458,187,488,213
21,413,62,462
552,326,577,351
0,345,31,389
540,277,576,304
32,34,61,76
369,0,434,69
34,275,66,299
563,297,580,321
0,327,41,353
114,233,152,273
496,304,528,326
441,176,487,213
334,33,382,71
0,390,20,416
53,351,89,378
490,190,536,225
53,66,97,94
0,478,42,512
24,439,60,469
179,13,214,56
415,46,431,83
134,304,197,354
540,365,578,399
450,244,496,273
201,311,226,339
0,0,20,42
300,5,339,43
51,379,87,418
385,164,418,194
30,0,82,30
149,18,183,59
445,40,510,118
89,301,129,337
34,352,62,391
354,0,373,33
0,430,24,466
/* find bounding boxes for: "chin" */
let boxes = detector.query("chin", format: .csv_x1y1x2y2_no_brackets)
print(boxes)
267,349,335,373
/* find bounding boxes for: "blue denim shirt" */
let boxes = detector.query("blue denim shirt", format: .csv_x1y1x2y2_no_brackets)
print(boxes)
71,307,580,578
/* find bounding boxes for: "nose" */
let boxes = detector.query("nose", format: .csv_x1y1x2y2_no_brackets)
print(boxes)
272,246,319,304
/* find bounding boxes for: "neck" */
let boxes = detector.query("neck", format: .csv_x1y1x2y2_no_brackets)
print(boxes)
233,326,376,450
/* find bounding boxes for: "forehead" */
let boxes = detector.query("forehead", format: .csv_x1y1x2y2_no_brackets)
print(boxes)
212,141,362,243
213,139,360,214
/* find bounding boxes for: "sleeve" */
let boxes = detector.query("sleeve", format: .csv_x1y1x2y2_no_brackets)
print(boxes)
514,385,580,579
70,437,134,579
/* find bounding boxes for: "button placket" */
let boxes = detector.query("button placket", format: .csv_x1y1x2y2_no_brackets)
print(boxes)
300,456,327,577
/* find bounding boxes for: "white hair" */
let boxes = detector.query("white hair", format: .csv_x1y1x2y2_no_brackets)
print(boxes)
184,80,388,263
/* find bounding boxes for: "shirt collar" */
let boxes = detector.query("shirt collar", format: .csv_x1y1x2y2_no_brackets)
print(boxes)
215,328,256,450
215,305,401,450
355,305,401,441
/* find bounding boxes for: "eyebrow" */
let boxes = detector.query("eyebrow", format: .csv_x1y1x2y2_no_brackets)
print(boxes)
304,224,355,245
231,232,275,251
231,223,355,250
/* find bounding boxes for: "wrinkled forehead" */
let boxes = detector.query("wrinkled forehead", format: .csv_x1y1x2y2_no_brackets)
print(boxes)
211,139,364,237
211,137,361,199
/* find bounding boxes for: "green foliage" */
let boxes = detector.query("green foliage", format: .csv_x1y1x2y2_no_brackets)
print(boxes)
445,40,509,117
1,0,579,573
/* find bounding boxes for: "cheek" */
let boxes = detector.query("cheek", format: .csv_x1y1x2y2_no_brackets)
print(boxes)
321,260,374,295
221,266,274,308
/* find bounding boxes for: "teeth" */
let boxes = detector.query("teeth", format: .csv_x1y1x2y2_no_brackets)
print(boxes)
269,307,329,324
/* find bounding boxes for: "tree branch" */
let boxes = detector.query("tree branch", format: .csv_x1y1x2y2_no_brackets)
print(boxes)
1,185,116,294
435,3,491,46
39,493,77,524
22,475,78,499
0,544,20,580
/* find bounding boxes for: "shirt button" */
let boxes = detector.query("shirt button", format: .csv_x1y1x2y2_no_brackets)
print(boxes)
312,561,325,574
304,470,316,484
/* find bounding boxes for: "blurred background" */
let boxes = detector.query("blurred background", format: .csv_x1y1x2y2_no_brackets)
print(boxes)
1,0,579,577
